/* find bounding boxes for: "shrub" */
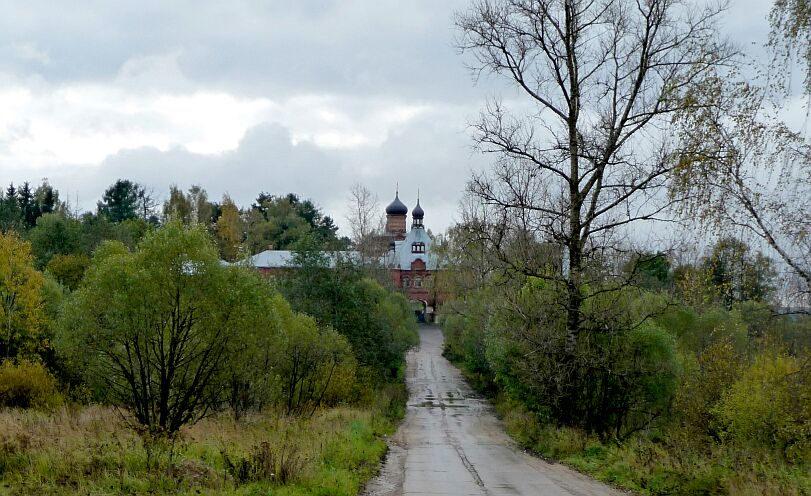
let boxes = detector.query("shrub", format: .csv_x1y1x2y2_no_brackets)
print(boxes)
45,253,90,290
713,353,811,461
0,359,63,409
484,282,680,440
672,338,742,438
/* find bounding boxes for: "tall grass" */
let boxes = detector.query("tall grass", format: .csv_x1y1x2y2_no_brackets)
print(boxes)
0,394,400,495
494,395,811,496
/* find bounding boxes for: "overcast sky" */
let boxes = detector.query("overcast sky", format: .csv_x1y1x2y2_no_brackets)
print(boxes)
0,0,774,236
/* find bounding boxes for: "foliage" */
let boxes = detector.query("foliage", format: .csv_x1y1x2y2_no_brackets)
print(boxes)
280,243,418,379
654,304,748,354
224,284,357,418
624,253,673,292
215,195,243,262
45,254,90,291
445,278,679,440
97,179,155,223
713,353,810,461
163,184,213,227
497,394,811,496
275,313,355,415
26,213,83,268
60,223,273,435
769,0,811,94
701,238,777,308
441,288,494,377
671,75,811,307
0,184,23,232
0,231,46,359
671,339,742,439
0,358,63,409
245,192,348,254
0,180,59,233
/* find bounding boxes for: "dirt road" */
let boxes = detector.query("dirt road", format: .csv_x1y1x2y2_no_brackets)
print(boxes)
363,325,624,496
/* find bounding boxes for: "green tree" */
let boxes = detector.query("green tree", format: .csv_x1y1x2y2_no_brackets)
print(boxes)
275,312,354,415
60,223,269,436
27,213,83,267
701,238,777,308
281,240,417,378
33,180,58,217
249,192,348,252
17,182,38,229
216,195,243,261
163,184,212,227
0,184,23,232
625,253,673,291
45,254,90,291
97,179,151,223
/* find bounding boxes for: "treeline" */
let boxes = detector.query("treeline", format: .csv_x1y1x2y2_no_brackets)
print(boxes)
0,179,350,290
439,232,810,493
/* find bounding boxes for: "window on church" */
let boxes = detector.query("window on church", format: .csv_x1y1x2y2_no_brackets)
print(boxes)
414,276,422,288
402,276,410,288
411,242,425,254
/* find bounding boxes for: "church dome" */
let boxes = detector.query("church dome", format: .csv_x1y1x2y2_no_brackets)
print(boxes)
412,199,424,219
385,193,408,215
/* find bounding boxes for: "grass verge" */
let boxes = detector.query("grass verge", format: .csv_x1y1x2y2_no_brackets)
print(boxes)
494,396,810,496
444,351,810,496
0,383,407,495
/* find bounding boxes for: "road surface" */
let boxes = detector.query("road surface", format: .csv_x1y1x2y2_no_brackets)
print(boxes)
363,325,624,496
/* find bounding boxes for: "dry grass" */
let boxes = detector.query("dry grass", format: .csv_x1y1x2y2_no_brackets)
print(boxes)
0,403,394,495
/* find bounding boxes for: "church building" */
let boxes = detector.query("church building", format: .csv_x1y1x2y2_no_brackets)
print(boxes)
239,188,443,321
382,190,440,322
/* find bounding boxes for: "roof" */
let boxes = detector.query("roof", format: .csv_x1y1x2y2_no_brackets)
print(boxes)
235,249,361,269
384,226,438,270
412,199,424,219
385,193,408,215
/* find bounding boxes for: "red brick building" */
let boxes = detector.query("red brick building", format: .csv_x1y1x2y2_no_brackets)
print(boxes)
381,191,441,321
241,189,442,321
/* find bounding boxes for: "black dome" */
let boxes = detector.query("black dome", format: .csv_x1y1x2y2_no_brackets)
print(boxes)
386,193,408,215
412,199,424,219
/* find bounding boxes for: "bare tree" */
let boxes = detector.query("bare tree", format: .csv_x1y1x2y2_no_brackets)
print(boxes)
457,0,734,351
346,183,383,261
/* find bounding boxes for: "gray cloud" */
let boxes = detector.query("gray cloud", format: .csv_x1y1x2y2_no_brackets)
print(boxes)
24,112,487,236
0,0,783,238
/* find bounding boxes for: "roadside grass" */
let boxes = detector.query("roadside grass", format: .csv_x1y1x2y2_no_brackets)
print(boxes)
0,384,406,495
443,352,810,496
494,396,811,496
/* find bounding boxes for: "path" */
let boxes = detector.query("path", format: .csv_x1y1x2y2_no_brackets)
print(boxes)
363,325,624,496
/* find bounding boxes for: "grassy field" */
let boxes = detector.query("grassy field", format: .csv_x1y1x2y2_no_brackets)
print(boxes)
0,385,405,495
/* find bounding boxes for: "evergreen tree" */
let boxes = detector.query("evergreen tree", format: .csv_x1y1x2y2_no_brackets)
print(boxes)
0,184,23,232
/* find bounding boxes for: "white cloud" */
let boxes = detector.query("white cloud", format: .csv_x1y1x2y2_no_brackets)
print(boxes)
11,41,49,64
0,49,441,171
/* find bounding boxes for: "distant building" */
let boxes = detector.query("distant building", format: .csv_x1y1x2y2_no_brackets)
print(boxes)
381,191,441,322
242,189,443,321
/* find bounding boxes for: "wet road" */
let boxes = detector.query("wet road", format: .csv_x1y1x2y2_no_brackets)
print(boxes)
363,325,624,496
